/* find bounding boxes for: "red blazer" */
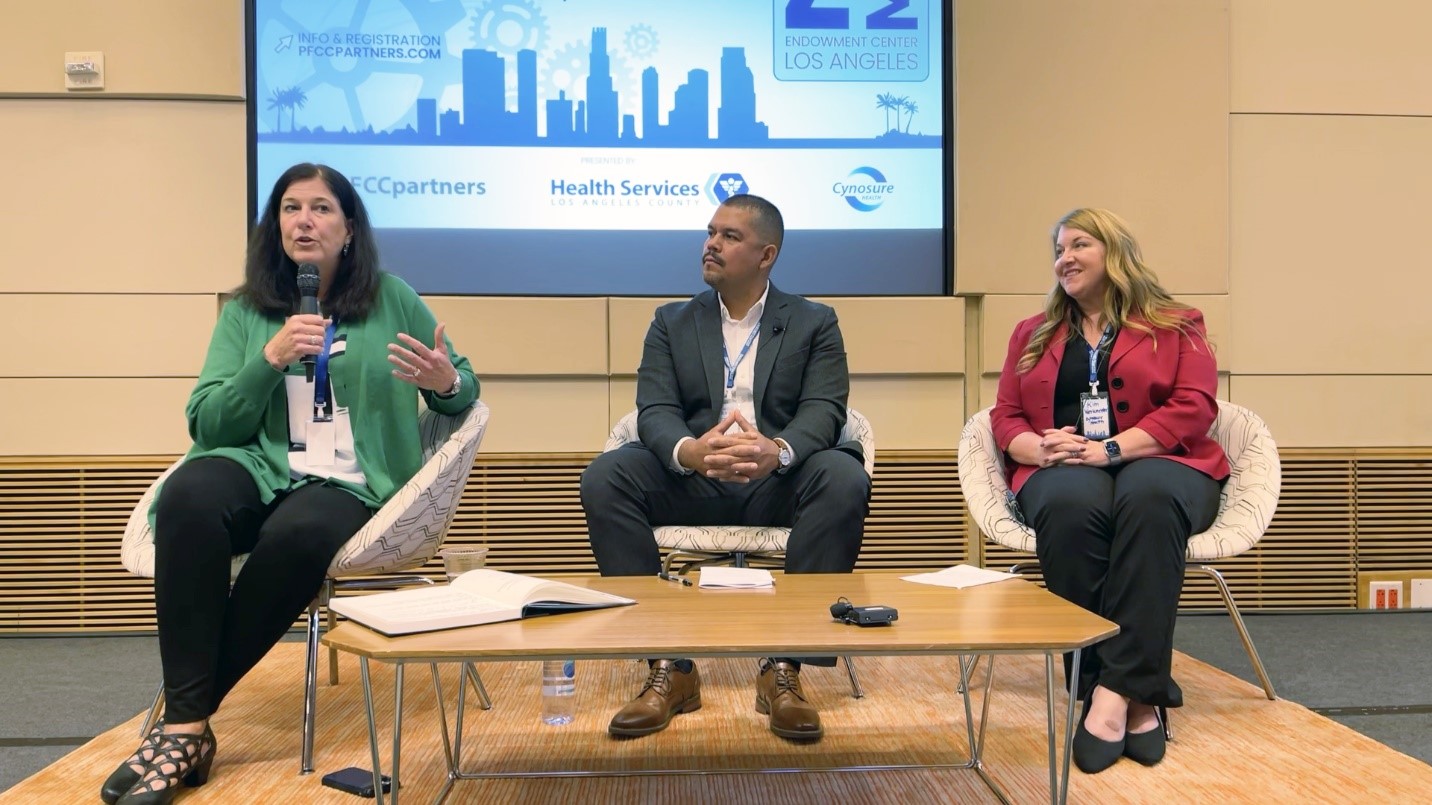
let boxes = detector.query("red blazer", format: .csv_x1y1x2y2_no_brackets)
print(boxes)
990,309,1229,494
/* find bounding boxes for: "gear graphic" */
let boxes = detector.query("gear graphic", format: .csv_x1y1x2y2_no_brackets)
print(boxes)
543,39,640,119
623,23,659,60
468,0,550,58
258,0,468,134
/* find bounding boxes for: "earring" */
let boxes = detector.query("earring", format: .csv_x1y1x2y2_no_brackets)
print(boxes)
342,240,350,257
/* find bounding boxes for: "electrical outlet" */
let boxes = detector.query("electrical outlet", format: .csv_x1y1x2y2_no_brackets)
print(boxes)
1369,580,1402,610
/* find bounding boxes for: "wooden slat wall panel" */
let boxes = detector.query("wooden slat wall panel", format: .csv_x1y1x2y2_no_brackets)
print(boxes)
1,449,1430,632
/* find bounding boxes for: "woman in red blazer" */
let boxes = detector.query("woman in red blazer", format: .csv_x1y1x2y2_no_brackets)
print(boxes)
991,208,1229,774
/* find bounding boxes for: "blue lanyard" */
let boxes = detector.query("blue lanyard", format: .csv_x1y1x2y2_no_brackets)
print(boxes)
313,320,337,420
1087,324,1114,393
723,325,761,389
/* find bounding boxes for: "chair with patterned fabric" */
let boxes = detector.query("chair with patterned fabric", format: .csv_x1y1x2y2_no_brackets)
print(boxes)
957,399,1280,702
121,401,492,773
602,407,875,698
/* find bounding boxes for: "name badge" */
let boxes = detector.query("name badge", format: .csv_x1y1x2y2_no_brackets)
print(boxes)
306,419,336,466
1080,392,1111,440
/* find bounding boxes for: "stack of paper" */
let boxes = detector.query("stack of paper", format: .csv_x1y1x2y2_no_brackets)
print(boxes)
901,564,1017,589
698,567,775,589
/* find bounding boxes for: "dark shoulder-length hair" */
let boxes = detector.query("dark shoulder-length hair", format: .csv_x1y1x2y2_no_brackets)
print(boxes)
234,163,381,321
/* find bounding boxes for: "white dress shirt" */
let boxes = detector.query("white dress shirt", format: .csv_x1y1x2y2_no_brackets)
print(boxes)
669,284,783,473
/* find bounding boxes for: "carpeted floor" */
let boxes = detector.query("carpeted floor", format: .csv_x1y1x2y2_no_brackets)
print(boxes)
5,642,1429,804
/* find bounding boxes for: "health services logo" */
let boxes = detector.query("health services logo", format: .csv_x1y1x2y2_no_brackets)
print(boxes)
835,167,895,212
705,172,750,204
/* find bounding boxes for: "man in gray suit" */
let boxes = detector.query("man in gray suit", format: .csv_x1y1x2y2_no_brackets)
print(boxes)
581,194,870,742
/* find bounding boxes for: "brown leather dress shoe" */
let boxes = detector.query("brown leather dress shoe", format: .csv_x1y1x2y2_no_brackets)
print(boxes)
756,660,823,740
608,660,702,737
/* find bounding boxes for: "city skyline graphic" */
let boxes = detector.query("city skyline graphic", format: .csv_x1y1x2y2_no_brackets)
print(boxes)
258,26,941,149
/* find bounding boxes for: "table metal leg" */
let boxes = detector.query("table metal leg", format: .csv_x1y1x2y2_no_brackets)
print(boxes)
392,663,405,805
360,659,387,805
429,664,457,805
463,662,492,710
1041,649,1080,805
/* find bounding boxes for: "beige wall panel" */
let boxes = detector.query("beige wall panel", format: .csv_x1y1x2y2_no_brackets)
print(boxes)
0,100,246,293
818,297,965,374
955,0,1229,295
1231,115,1432,374
608,379,638,423
424,297,607,375
1231,376,1432,447
979,295,1230,373
1232,0,1432,115
0,379,194,455
848,377,964,450
474,379,611,453
0,1,243,96
0,295,215,377
608,298,681,375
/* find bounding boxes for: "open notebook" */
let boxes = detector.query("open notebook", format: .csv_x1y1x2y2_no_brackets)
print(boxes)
330,568,636,636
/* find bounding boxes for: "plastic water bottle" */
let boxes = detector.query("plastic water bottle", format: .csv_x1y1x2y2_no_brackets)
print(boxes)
540,659,576,725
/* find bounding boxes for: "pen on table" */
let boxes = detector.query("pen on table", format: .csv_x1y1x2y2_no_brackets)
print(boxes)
658,571,693,587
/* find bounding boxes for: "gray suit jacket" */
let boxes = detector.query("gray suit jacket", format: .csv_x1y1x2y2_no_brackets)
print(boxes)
634,283,857,472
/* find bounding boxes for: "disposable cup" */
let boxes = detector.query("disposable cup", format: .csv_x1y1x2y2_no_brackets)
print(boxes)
440,546,489,581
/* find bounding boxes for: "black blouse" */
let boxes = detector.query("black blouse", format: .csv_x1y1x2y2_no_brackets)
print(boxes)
1053,327,1120,437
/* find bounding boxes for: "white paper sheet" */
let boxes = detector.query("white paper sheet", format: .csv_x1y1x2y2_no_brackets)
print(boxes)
698,567,775,589
901,564,1018,589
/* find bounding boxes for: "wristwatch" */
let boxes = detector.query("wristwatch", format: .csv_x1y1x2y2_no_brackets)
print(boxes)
775,438,793,472
1103,440,1123,467
436,372,462,399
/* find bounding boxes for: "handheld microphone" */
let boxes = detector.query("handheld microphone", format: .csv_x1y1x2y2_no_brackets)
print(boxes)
296,263,321,380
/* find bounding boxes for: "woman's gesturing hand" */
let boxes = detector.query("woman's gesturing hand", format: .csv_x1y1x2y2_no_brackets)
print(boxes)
388,322,460,393
264,314,329,371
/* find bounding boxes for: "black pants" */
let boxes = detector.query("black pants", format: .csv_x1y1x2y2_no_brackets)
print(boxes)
152,457,372,723
581,444,870,667
1017,458,1220,708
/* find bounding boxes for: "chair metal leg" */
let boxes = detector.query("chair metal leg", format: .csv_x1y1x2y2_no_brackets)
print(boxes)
841,656,865,699
1189,564,1277,700
300,583,328,775
327,606,339,686
140,681,164,737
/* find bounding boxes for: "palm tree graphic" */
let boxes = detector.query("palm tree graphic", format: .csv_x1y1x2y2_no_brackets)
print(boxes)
285,86,309,132
876,92,900,133
266,88,286,132
266,86,309,132
901,98,918,133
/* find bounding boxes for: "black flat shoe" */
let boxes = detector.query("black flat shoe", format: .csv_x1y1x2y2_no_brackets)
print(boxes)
1123,706,1168,766
101,720,165,805
1072,696,1125,774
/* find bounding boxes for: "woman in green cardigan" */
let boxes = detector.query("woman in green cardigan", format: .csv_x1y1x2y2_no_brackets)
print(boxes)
102,163,479,805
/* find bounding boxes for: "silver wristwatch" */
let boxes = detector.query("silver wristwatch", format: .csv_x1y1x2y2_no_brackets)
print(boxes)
1104,440,1123,466
436,372,462,399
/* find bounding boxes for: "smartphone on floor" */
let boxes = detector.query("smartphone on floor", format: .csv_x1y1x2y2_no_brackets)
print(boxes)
321,766,393,798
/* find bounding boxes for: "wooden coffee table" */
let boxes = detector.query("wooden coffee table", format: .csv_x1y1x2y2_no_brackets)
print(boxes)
324,572,1116,804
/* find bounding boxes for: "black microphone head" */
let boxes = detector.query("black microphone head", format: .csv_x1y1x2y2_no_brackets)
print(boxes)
296,263,321,295
830,601,851,619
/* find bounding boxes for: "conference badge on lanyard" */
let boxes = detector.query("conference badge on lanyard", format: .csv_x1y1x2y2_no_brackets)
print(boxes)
306,320,338,465
1080,325,1114,440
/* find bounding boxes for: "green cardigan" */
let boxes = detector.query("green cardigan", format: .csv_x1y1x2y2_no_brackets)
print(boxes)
172,272,478,512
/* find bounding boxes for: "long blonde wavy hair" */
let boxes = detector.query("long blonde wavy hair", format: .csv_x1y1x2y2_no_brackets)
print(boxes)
1015,208,1203,374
